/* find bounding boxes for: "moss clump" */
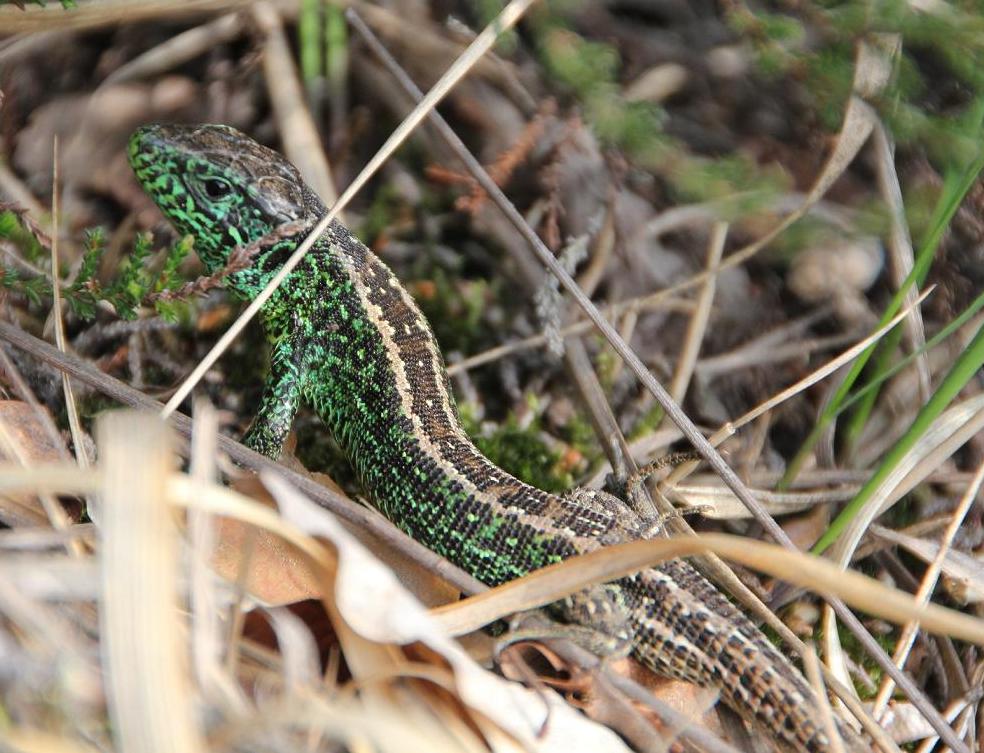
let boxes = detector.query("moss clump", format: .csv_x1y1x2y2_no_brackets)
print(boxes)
459,401,575,494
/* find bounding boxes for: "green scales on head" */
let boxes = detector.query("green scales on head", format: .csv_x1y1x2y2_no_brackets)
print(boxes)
129,124,867,753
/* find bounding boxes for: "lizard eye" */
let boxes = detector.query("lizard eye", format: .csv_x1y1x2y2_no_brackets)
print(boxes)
203,178,232,199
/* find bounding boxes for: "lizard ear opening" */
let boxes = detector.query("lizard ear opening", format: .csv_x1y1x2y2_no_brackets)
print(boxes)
254,175,306,222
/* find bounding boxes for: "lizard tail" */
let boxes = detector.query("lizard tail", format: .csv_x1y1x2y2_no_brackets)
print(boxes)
628,561,869,753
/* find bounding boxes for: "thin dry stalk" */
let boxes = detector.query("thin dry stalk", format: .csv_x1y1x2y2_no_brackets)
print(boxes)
0,0,260,33
253,2,341,212
48,138,88,470
430,532,984,647
871,453,984,714
871,118,930,400
667,221,726,405
444,295,693,375
803,646,847,753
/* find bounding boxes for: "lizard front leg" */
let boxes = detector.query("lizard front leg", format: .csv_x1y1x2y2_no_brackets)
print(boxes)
242,337,305,460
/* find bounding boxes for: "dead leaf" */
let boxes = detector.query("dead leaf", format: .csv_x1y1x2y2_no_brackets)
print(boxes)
210,513,324,606
0,401,70,526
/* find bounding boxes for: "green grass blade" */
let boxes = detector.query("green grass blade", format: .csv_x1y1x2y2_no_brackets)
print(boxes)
299,0,322,84
781,106,984,488
813,316,984,554
834,289,984,423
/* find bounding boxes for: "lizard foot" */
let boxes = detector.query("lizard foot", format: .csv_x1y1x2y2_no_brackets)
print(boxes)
495,606,634,661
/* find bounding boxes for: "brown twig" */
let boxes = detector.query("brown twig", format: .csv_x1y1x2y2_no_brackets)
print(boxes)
145,219,312,304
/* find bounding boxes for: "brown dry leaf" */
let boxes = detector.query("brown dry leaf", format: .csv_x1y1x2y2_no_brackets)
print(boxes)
210,472,324,605
272,459,459,608
781,502,833,552
623,665,723,741
210,514,324,606
196,304,235,332
264,473,630,753
0,400,68,526
231,459,456,608
0,401,65,463
499,642,723,748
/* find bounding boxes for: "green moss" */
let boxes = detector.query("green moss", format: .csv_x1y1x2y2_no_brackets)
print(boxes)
560,411,600,464
358,183,404,247
628,402,665,442
831,619,896,700
459,401,574,493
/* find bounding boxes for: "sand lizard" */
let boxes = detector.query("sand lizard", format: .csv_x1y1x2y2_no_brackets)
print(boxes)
129,123,868,752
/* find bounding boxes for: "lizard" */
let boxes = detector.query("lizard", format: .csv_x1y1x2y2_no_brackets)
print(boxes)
128,123,869,753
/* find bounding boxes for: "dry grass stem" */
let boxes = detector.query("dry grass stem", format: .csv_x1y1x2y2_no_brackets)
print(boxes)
253,2,341,212
667,221,727,406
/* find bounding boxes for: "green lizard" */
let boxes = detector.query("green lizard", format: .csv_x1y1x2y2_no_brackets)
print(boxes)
129,123,868,753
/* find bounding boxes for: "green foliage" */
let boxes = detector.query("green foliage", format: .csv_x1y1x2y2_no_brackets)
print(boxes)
469,0,518,53
416,270,496,356
669,153,785,205
786,96,984,494
0,264,49,306
101,232,153,320
538,27,667,160
815,306,984,554
532,17,785,204
0,210,197,322
298,0,347,91
560,411,600,464
628,402,665,442
0,209,45,265
732,8,809,78
0,210,51,307
832,619,897,699
325,4,348,87
733,2,984,165
541,29,620,98
358,183,404,247
527,3,952,207
298,0,322,84
149,235,195,323
63,228,105,319
99,232,195,322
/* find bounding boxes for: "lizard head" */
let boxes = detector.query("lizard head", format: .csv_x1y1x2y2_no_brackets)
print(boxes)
128,124,324,274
